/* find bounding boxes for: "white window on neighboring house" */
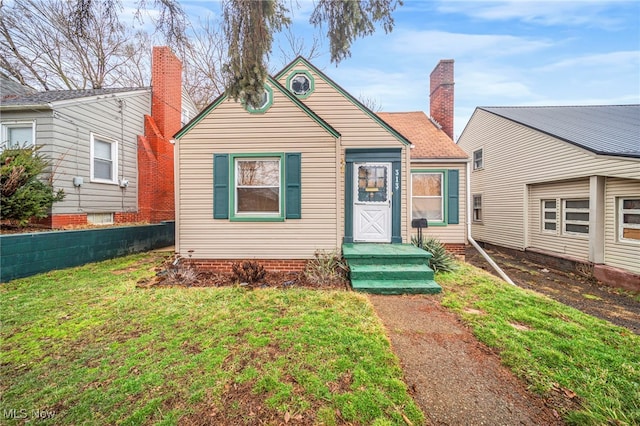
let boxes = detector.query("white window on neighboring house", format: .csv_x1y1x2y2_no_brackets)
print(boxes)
473,148,483,170
542,199,557,233
563,199,589,236
90,133,118,183
1,121,35,150
619,198,640,243
181,107,191,126
473,194,482,222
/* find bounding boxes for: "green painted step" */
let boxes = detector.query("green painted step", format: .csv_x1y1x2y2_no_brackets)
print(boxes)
342,243,441,295
349,263,434,281
350,279,441,295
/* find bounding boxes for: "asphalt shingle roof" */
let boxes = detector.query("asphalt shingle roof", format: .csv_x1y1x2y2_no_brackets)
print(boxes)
1,87,147,107
480,105,640,159
377,111,468,159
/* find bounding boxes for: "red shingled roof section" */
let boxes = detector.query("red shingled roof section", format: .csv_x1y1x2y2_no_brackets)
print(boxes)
378,111,468,159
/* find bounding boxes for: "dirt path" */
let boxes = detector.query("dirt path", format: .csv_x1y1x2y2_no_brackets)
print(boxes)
369,295,564,426
465,246,640,334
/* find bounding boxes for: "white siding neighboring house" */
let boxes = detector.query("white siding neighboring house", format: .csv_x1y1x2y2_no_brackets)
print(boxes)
458,105,640,290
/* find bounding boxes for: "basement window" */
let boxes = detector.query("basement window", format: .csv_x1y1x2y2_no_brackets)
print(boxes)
87,212,114,225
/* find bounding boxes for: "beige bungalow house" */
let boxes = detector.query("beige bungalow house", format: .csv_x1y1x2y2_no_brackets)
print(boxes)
457,105,640,290
173,57,465,292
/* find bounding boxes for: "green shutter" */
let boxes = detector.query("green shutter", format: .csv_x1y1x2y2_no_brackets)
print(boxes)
285,153,301,219
447,169,459,224
213,154,229,219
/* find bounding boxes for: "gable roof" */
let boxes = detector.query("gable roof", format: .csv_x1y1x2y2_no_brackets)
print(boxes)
377,111,468,160
480,105,640,159
174,75,340,140
275,56,411,146
1,87,147,108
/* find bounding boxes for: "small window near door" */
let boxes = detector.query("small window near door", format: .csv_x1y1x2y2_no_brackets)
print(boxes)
472,194,482,222
563,199,589,235
542,199,557,232
411,172,443,222
619,198,640,243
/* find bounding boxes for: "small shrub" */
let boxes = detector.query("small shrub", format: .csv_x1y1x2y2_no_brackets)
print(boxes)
411,236,458,273
303,250,349,286
1,146,64,225
232,261,266,284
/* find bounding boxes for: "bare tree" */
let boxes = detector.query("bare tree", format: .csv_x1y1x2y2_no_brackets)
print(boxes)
359,94,383,112
65,0,402,107
275,26,322,70
0,0,138,90
178,17,227,109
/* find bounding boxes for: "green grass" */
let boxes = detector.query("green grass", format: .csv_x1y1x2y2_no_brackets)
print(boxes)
438,263,640,426
0,253,424,425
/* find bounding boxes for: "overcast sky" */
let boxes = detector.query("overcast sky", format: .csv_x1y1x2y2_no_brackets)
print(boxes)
179,0,640,140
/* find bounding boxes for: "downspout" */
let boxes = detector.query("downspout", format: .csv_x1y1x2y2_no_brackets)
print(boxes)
466,162,516,286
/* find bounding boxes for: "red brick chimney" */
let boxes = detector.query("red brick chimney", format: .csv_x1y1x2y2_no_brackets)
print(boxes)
137,46,183,223
151,46,182,139
430,59,454,140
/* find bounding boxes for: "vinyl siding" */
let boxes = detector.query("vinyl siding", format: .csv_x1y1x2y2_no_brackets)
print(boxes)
604,178,640,273
528,179,591,260
176,87,339,259
459,109,640,253
277,64,409,243
45,91,149,214
409,161,467,245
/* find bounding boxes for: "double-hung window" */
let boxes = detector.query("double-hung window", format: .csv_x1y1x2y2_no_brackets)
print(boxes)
1,121,35,150
411,172,444,222
619,198,640,243
563,199,589,235
473,149,483,170
473,194,482,222
233,156,282,217
542,200,557,232
90,133,118,183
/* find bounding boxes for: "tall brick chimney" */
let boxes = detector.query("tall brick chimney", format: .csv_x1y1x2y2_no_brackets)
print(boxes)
138,46,183,223
151,46,182,139
429,59,454,140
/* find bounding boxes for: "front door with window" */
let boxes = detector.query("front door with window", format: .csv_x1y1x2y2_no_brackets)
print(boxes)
353,163,392,242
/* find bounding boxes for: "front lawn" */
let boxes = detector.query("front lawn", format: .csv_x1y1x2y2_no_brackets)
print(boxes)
438,264,640,425
0,253,423,425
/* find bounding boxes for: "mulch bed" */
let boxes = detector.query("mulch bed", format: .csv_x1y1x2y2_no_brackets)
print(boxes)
136,258,349,291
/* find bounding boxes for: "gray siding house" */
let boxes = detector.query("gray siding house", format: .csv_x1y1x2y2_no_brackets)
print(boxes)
457,105,640,290
0,47,197,227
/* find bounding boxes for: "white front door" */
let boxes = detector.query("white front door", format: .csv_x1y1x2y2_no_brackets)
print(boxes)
353,162,392,242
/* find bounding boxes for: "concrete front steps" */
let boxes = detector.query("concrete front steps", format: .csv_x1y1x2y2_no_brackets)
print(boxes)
342,243,441,295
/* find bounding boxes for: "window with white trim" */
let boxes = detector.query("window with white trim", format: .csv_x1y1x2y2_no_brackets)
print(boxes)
473,149,483,170
541,199,557,232
411,172,443,222
90,133,118,183
1,121,35,150
473,194,482,222
563,199,589,235
234,157,281,216
619,198,640,242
